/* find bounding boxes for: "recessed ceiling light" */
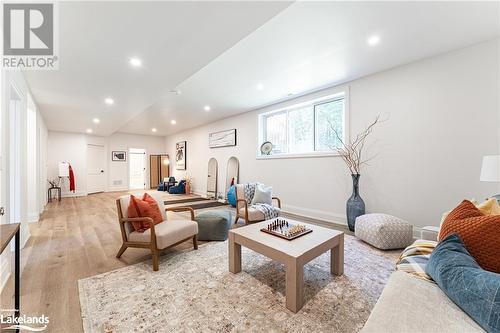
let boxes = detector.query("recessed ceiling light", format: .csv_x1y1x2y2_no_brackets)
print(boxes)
152,128,157,133
256,83,264,90
92,118,100,124
104,97,114,105
367,35,380,46
86,128,93,134
170,120,177,125
129,57,142,67
204,105,211,111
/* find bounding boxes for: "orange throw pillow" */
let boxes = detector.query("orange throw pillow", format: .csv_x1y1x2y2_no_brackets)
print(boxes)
127,194,163,232
439,200,500,273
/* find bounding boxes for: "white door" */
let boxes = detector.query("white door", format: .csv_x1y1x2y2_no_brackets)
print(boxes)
87,144,106,194
207,158,218,198
129,148,146,190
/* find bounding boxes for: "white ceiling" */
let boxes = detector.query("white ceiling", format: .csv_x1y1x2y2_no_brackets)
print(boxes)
25,1,499,137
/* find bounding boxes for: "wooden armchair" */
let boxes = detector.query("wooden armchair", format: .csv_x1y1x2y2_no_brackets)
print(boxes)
234,184,282,224
115,193,198,271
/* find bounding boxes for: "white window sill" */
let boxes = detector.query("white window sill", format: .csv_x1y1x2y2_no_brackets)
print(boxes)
256,152,342,160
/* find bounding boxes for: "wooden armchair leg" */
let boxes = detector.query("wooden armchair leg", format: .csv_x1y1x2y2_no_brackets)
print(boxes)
116,244,127,258
193,235,198,250
151,247,160,271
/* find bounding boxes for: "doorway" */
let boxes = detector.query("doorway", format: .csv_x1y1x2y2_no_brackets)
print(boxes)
129,148,146,190
26,94,37,221
8,85,22,225
87,144,106,194
207,158,218,199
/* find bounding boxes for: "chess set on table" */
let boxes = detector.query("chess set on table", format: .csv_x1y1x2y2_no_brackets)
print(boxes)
260,218,312,240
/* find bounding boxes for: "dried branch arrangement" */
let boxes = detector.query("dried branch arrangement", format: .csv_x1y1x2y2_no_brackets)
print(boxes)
329,115,382,175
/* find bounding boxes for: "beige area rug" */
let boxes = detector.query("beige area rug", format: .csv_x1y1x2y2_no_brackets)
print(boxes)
78,236,399,333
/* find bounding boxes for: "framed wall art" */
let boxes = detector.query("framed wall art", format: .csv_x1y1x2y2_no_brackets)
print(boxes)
175,141,187,170
209,129,237,148
112,151,126,162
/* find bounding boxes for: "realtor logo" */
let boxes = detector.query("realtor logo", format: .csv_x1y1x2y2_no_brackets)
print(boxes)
2,2,59,69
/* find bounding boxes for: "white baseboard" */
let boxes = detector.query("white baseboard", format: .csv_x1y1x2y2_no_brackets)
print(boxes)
60,191,87,198
26,213,39,223
106,187,129,193
281,204,347,227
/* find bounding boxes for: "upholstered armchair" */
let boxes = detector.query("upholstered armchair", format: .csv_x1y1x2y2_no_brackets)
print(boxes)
234,184,282,224
115,192,198,271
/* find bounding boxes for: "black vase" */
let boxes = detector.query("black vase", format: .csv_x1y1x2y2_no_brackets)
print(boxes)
346,174,365,232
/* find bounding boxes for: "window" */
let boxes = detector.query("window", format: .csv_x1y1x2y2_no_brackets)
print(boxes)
258,91,347,157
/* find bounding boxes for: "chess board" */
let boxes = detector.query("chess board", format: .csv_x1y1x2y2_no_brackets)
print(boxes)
260,218,313,240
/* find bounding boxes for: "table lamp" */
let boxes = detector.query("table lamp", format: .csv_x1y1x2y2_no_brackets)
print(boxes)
480,155,500,200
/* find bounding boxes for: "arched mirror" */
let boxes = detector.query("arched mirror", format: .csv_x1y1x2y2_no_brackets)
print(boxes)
225,156,239,198
207,158,218,199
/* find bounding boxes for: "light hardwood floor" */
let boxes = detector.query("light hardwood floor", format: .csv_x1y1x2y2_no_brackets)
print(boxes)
0,191,349,332
0,191,211,332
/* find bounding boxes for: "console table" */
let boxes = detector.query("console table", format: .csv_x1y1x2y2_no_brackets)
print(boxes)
0,223,20,330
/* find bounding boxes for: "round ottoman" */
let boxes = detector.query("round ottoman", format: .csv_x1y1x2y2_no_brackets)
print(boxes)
195,210,232,241
355,213,413,250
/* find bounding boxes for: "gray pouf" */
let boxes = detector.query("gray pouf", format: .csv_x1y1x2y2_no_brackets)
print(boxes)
355,213,413,250
195,210,232,241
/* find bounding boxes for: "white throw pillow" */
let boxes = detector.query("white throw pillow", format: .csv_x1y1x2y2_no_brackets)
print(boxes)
251,184,273,205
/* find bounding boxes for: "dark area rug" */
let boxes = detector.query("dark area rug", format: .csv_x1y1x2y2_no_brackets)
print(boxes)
164,197,210,205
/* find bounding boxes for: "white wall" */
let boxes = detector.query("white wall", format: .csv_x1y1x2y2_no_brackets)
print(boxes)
165,39,499,230
37,113,48,215
47,131,166,196
107,133,167,192
498,38,500,195
0,69,48,291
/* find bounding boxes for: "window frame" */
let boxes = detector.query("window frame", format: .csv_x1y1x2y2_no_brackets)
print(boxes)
257,88,349,159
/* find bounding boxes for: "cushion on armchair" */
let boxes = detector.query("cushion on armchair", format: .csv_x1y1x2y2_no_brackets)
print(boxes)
426,234,500,333
127,193,163,232
238,206,266,221
128,219,198,249
251,184,273,205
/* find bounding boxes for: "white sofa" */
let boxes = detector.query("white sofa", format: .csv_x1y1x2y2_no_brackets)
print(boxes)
362,227,485,333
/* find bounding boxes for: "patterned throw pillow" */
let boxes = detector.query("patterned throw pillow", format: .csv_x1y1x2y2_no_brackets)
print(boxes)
439,200,500,273
438,198,499,239
127,193,164,232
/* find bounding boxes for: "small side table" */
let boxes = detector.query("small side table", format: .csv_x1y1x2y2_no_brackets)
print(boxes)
0,223,20,332
48,186,61,202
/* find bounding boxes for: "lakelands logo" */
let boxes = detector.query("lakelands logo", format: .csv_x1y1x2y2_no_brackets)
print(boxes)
0,310,49,331
2,2,59,69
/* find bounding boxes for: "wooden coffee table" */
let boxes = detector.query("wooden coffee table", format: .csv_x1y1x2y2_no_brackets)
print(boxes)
228,219,344,313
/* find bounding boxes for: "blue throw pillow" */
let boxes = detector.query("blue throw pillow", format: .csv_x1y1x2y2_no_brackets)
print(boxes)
227,186,236,207
426,234,500,333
